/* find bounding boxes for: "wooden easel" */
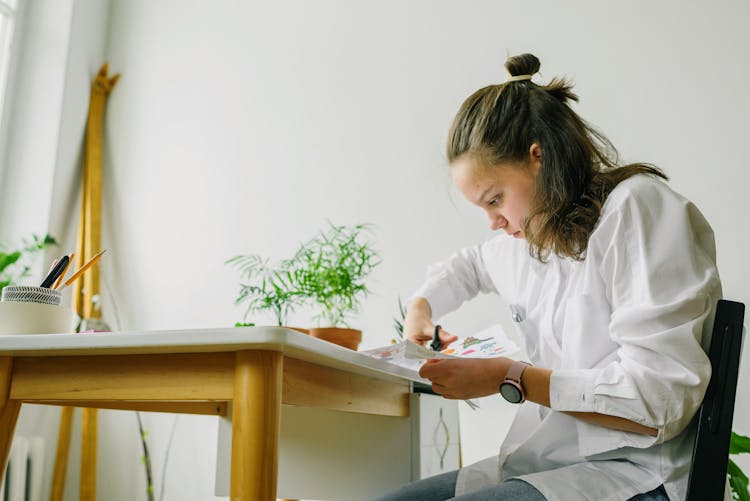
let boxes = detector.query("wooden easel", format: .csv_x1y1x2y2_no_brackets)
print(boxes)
49,63,118,501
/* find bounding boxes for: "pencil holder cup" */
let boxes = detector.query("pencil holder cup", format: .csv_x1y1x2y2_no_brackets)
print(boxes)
0,286,74,334
1,285,62,306
0,300,76,335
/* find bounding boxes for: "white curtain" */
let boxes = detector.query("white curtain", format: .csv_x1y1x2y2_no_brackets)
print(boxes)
0,0,76,248
0,2,115,500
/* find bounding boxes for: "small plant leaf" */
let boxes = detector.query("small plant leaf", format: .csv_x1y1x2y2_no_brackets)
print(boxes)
732,433,750,455
728,458,750,501
0,252,21,273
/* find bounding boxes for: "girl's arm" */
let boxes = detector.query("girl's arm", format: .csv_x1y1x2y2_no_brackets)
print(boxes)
420,358,659,437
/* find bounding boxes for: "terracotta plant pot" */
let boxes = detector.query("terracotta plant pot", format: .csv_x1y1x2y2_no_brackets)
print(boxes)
308,327,362,351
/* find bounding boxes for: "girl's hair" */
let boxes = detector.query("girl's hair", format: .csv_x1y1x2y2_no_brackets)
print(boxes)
447,53,666,261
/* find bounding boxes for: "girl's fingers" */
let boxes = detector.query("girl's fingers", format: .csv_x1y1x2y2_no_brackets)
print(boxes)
408,325,458,347
408,331,433,345
418,359,445,378
408,325,440,345
439,328,459,344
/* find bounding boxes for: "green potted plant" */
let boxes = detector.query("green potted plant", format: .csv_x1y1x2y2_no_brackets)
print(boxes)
0,233,57,289
227,222,380,349
293,222,380,350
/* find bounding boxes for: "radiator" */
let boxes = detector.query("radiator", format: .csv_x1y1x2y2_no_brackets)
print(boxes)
0,436,44,501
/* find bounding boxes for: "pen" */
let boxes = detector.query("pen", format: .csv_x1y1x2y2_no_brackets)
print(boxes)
430,324,443,352
52,253,75,290
40,255,70,288
62,249,107,289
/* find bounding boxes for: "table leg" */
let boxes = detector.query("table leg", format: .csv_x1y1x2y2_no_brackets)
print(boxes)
0,357,20,479
230,350,282,500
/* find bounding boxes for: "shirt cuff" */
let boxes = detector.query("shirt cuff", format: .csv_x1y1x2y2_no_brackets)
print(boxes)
549,368,601,412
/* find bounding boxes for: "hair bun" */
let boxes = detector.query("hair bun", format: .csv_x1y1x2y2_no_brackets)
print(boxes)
504,53,541,78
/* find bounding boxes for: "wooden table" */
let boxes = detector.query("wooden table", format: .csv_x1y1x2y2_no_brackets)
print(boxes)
0,327,421,500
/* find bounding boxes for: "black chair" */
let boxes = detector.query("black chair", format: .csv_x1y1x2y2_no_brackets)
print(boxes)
686,299,746,501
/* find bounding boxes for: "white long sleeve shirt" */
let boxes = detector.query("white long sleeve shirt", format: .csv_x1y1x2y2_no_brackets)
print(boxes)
411,175,723,501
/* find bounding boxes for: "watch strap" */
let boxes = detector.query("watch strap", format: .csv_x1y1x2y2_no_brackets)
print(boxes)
505,360,531,384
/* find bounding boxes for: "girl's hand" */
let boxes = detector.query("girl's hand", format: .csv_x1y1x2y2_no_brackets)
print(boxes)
403,297,458,347
419,357,513,400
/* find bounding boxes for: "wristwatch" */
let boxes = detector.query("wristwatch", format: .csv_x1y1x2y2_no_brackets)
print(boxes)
499,361,531,403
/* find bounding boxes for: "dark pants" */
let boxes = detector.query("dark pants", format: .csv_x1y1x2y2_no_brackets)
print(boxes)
372,469,670,501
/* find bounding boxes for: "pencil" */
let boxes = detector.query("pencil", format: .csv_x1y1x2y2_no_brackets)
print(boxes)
46,258,59,275
41,258,59,286
62,249,107,288
52,253,75,290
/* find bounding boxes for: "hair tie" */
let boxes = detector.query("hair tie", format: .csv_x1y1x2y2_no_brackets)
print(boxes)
506,74,533,83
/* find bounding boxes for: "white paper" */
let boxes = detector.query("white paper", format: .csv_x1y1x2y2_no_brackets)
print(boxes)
404,324,520,361
361,324,520,410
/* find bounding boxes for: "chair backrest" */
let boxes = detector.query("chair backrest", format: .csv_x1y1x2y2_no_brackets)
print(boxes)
686,299,745,501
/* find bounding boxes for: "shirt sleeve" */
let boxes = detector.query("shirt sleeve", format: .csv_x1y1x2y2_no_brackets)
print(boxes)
408,241,500,320
548,178,722,447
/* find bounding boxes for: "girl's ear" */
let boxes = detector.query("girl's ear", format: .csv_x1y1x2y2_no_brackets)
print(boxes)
529,143,542,160
529,143,542,176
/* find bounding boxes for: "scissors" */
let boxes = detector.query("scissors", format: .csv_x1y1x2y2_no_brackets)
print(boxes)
430,324,443,352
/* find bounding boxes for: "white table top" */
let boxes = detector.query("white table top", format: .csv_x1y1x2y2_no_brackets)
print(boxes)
0,326,425,384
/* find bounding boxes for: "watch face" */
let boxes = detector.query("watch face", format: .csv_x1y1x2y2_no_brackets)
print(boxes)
500,382,523,403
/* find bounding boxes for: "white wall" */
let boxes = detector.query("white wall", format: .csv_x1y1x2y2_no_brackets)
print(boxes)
10,0,750,499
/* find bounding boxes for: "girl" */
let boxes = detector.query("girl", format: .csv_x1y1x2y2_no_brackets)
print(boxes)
376,54,721,501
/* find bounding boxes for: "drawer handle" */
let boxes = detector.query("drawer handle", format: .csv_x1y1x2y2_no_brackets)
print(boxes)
432,407,450,469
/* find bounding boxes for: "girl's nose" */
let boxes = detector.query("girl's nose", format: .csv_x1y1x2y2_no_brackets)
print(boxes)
489,213,507,231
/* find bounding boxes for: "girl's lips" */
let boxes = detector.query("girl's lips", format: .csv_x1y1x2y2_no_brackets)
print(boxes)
513,230,523,239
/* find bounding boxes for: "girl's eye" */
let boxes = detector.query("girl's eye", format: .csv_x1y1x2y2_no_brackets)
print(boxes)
488,196,501,207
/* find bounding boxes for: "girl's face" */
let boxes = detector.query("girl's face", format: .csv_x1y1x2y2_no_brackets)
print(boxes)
451,145,541,239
